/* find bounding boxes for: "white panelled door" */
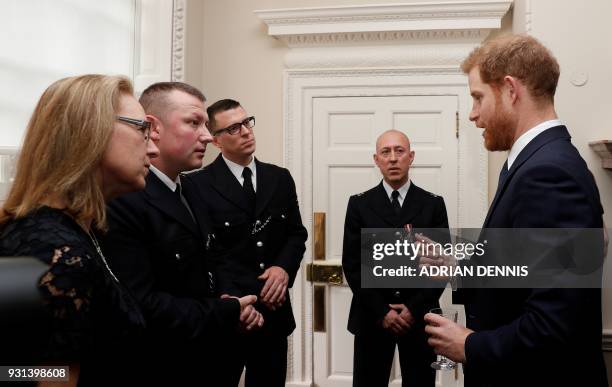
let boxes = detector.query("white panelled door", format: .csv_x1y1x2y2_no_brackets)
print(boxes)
311,95,460,387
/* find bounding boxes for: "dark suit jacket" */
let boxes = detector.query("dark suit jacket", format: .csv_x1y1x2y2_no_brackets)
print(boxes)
459,126,607,387
342,182,449,335
184,155,308,336
101,172,240,363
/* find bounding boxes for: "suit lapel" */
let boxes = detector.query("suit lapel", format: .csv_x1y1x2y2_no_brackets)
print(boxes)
144,173,199,236
367,183,399,227
398,183,424,227
254,159,279,218
367,182,425,227
208,154,250,212
483,125,570,227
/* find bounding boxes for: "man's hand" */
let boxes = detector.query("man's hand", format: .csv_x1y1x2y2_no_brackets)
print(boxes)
220,293,258,311
389,303,415,327
221,294,264,331
258,266,289,310
381,308,411,336
424,312,473,363
239,304,264,331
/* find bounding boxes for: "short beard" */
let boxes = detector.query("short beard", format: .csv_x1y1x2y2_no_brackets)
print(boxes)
483,92,515,151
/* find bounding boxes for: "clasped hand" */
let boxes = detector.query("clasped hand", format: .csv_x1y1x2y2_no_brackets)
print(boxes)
258,266,289,311
221,294,264,331
382,304,414,336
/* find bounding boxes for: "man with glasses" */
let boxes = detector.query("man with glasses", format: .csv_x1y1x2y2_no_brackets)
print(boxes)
185,99,308,387
102,85,262,386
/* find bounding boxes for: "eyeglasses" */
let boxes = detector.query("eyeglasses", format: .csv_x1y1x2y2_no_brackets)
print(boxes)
213,116,255,136
116,116,151,141
116,116,151,142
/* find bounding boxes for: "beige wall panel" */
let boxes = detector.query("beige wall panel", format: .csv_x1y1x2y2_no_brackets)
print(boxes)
199,0,461,166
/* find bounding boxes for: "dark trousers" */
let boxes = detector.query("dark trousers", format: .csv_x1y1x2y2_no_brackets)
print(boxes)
353,328,435,387
224,329,288,387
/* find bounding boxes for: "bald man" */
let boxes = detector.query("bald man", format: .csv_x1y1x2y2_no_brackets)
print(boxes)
342,130,449,387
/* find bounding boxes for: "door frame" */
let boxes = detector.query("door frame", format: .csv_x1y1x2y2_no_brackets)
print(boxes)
283,69,488,386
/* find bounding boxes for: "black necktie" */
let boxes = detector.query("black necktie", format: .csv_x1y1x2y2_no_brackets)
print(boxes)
391,190,401,215
175,182,183,200
491,160,510,202
498,160,509,186
242,167,256,215
175,182,195,222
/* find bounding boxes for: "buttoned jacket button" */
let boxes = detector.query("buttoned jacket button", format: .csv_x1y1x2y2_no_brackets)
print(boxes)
259,263,265,269
256,241,263,247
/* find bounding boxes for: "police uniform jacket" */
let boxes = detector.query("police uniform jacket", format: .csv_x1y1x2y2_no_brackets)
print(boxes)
184,154,308,336
101,172,240,363
342,182,449,335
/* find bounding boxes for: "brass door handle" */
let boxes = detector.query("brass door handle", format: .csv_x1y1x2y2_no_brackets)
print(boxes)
328,272,342,285
306,262,343,285
311,266,344,333
310,212,341,333
313,212,325,261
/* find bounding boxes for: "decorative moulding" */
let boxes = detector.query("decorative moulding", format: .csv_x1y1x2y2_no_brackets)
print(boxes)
589,140,612,170
283,44,476,69
172,0,186,82
255,1,513,47
281,29,489,47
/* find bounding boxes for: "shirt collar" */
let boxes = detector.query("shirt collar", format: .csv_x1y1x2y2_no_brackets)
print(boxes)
222,154,257,182
382,179,411,201
150,165,180,192
507,119,563,169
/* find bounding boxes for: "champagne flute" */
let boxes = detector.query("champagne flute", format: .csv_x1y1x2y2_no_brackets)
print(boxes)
429,307,459,370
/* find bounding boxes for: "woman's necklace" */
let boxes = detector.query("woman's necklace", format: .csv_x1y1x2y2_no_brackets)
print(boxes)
88,230,120,284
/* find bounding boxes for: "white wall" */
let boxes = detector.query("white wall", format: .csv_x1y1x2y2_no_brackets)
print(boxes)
512,0,612,229
0,0,136,148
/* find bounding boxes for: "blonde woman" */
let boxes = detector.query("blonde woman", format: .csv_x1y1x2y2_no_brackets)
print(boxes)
0,74,158,386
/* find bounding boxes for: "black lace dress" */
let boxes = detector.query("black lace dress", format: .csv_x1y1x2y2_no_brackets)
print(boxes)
0,206,146,386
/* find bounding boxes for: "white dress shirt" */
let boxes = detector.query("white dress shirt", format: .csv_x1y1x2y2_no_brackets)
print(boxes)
507,119,563,169
382,179,411,207
222,154,257,192
150,165,180,192
149,165,195,220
